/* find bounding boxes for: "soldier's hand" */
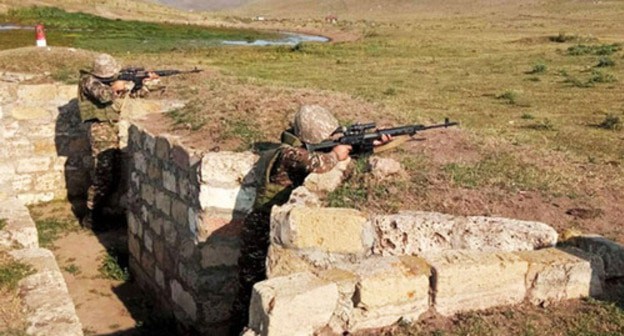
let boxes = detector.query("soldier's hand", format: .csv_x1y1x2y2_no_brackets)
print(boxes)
331,145,352,161
111,80,127,94
373,134,393,146
144,71,160,83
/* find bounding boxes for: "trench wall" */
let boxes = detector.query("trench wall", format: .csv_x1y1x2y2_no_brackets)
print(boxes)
0,79,90,204
126,124,258,334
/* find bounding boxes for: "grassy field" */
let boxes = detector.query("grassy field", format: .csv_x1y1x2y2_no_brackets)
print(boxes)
0,0,623,334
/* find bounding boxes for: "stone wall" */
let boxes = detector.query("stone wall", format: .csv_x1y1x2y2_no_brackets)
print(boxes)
246,177,619,336
126,123,258,334
0,78,89,205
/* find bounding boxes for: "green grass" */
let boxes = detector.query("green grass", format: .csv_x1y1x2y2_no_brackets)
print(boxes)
0,6,279,54
63,263,81,275
443,152,568,193
527,63,547,74
596,56,616,68
0,256,34,291
567,43,622,56
98,250,129,281
34,218,80,249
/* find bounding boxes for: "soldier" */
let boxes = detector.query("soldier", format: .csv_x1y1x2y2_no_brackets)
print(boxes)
78,53,157,229
231,105,390,332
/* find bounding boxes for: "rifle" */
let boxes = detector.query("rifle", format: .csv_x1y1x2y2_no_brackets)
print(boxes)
83,67,202,92
305,118,459,155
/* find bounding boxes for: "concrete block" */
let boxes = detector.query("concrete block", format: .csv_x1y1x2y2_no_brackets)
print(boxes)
199,185,256,213
426,250,528,316
249,272,339,336
155,191,171,216
516,248,597,306
17,192,54,205
147,160,162,181
141,183,155,206
565,235,624,279
12,174,33,192
0,199,38,249
200,151,258,187
278,206,372,255
35,172,63,191
171,199,188,225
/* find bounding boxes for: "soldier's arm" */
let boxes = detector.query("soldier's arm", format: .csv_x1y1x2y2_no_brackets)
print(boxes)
80,76,116,104
281,147,338,175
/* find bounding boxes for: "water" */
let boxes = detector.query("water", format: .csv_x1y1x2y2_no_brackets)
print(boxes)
222,32,329,46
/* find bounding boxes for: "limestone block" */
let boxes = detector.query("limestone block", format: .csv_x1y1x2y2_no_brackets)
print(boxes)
17,192,54,205
12,174,33,192
147,160,162,180
317,268,358,333
9,248,83,336
155,191,172,216
0,199,38,249
278,206,372,254
516,248,597,306
201,241,241,268
425,250,528,316
16,157,51,173
141,183,155,206
372,212,457,256
155,136,171,160
56,84,77,102
559,246,606,297
144,231,154,253
369,157,403,179
353,256,430,309
266,245,313,278
459,215,558,252
171,199,189,225
372,211,558,256
133,151,147,174
304,158,350,193
565,235,624,279
17,84,57,102
163,169,177,193
171,143,194,169
199,185,256,214
200,151,258,187
143,132,156,155
171,280,197,321
33,139,56,155
129,233,141,260
35,172,63,191
249,272,339,336
10,106,50,121
155,266,165,289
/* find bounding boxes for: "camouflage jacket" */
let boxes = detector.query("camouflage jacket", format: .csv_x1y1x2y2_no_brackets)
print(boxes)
78,72,120,123
254,144,338,211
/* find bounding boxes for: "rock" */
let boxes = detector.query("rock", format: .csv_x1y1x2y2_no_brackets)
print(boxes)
369,157,402,179
200,151,258,188
564,234,624,279
0,199,38,249
372,211,558,256
516,248,599,306
249,272,339,336
285,186,321,207
304,158,350,193
425,250,528,316
171,280,197,321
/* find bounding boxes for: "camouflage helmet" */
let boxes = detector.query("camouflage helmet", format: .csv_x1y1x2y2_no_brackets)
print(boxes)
92,53,121,78
293,105,339,144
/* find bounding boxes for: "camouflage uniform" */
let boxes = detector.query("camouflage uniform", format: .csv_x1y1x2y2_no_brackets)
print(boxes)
231,106,340,332
78,54,123,226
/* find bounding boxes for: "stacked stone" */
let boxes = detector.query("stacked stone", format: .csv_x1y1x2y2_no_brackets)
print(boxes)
0,198,83,335
253,183,615,335
126,124,258,334
0,82,89,204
